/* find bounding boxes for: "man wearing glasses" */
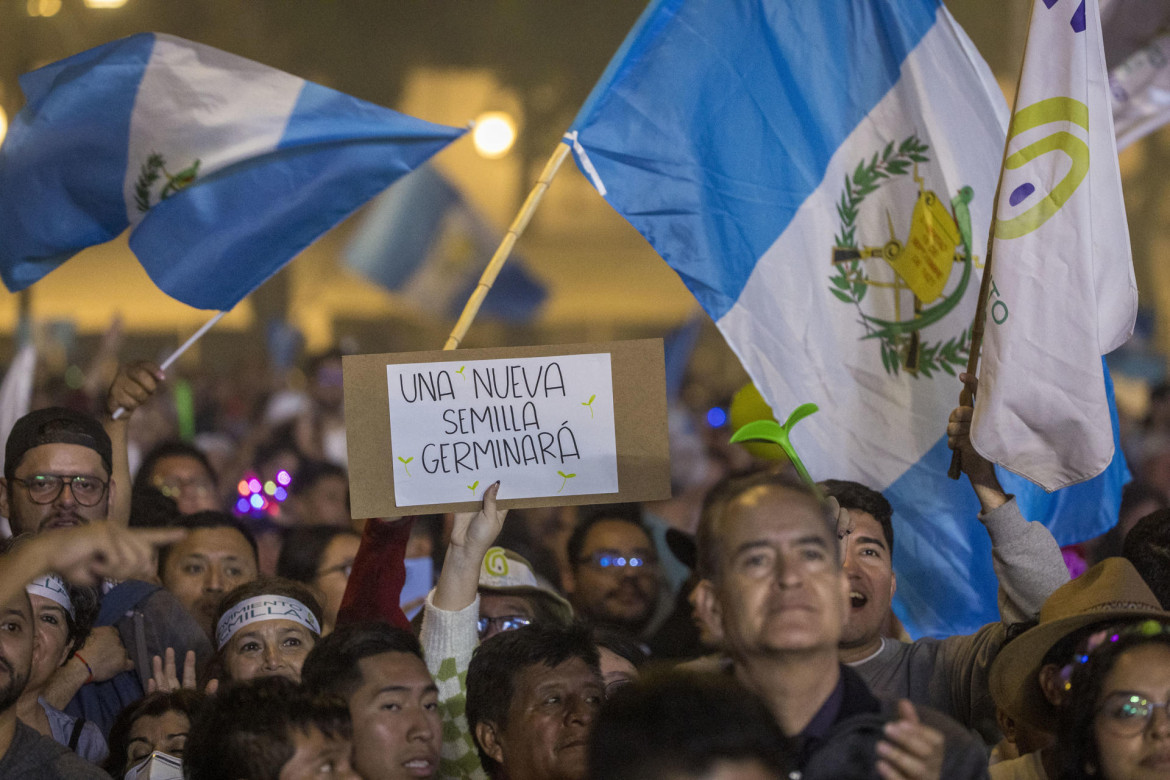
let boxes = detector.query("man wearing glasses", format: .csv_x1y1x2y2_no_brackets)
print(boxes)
0,407,116,536
563,511,662,638
0,406,211,735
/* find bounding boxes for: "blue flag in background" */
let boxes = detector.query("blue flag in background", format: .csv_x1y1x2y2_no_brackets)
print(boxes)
568,0,1129,637
345,164,546,322
0,33,464,311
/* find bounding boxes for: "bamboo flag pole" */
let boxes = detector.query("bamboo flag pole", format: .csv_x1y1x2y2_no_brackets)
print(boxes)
110,309,228,420
443,141,572,351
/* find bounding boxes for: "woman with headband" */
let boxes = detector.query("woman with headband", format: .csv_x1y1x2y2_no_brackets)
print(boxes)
211,577,324,684
13,573,107,763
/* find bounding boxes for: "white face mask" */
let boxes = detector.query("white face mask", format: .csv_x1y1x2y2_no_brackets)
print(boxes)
124,751,183,780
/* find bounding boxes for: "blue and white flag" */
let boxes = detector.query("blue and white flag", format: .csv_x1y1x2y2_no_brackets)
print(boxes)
973,0,1137,492
345,164,546,322
0,33,465,311
568,0,1129,636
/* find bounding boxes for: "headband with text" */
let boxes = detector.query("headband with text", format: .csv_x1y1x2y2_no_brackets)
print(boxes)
216,595,321,649
26,574,74,620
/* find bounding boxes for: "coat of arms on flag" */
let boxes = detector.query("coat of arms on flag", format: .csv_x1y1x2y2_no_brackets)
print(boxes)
829,138,976,378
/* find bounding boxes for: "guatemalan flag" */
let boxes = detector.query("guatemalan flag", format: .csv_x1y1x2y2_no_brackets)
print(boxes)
0,33,465,311
568,0,1130,637
345,164,547,323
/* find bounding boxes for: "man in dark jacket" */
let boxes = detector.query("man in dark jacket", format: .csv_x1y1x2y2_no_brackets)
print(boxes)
692,470,989,780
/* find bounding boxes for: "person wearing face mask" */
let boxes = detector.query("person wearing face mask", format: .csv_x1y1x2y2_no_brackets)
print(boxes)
103,690,204,778
211,578,324,685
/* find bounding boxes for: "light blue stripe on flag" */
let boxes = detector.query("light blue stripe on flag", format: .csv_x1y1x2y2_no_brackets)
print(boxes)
570,0,938,319
888,359,1127,635
0,34,153,288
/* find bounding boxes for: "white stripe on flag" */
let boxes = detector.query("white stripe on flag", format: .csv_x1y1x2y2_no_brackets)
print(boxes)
123,34,303,225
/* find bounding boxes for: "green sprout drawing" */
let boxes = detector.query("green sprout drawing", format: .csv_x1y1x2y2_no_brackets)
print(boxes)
467,480,480,494
729,402,821,496
397,456,414,477
455,366,467,380
556,470,577,493
581,394,596,418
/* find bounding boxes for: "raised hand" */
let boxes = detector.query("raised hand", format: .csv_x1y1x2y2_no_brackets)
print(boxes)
106,360,165,419
449,481,507,555
876,700,944,780
42,523,187,586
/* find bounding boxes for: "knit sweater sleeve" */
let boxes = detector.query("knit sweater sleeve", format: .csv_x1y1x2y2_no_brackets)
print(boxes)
420,591,487,780
979,497,1069,624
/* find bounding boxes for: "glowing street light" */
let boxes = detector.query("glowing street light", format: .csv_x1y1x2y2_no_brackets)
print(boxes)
472,111,516,159
83,0,129,8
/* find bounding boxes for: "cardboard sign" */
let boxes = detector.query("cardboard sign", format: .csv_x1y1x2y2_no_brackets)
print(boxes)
344,340,670,516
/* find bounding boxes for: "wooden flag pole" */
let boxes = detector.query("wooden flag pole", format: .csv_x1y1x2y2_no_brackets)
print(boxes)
110,309,228,420
443,141,571,351
946,238,995,478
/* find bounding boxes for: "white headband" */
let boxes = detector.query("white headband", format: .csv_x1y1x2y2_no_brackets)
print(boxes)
216,595,321,650
26,574,74,620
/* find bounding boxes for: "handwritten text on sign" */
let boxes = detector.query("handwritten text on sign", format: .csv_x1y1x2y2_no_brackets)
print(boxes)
386,354,618,507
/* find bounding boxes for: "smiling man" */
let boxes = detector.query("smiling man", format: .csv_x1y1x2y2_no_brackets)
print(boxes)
466,623,603,780
820,390,1072,746
302,622,441,780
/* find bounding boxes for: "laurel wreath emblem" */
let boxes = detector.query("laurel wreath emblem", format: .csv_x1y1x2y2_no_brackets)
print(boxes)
133,152,201,214
828,135,970,378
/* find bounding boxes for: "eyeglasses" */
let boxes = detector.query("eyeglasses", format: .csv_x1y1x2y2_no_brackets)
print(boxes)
476,615,532,638
11,474,108,506
1097,693,1170,736
578,550,658,570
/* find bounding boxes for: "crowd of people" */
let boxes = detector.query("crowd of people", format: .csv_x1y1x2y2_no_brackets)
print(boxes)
2,348,1170,780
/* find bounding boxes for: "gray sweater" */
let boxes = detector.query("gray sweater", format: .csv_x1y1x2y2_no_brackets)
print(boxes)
847,497,1069,745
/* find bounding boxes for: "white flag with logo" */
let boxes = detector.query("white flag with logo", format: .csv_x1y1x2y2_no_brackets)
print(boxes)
972,0,1137,491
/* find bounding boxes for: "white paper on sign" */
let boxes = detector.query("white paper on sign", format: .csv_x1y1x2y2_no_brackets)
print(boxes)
386,353,619,506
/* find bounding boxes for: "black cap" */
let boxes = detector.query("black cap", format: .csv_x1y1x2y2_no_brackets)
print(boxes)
5,407,113,480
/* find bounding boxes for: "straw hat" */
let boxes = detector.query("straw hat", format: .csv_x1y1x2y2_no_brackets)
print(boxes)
478,547,573,624
989,557,1170,731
